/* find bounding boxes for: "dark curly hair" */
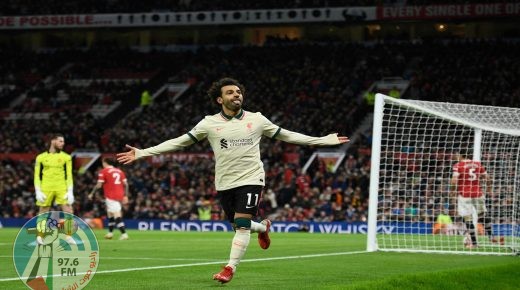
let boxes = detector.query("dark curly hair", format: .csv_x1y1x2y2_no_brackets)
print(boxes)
207,77,245,106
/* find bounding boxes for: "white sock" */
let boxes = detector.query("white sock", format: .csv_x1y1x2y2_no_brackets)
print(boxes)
227,229,250,271
250,221,266,233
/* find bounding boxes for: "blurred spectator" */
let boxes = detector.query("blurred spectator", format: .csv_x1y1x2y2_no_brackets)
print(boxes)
140,89,152,114
432,209,454,235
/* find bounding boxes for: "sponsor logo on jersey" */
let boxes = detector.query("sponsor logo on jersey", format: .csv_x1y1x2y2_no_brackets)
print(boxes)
220,138,253,149
220,139,228,149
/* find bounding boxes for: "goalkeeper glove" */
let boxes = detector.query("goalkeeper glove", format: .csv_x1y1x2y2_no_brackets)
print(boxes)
35,188,47,203
67,187,74,204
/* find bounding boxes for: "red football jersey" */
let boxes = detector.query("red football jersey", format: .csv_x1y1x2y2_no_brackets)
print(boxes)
97,166,127,201
452,160,486,198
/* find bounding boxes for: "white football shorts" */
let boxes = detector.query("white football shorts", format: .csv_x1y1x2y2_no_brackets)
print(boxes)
105,198,122,213
457,195,486,217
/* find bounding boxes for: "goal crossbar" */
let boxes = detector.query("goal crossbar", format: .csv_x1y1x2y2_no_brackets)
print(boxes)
380,95,520,136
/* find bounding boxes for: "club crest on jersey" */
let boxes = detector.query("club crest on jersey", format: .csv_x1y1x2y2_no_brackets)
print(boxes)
246,122,253,132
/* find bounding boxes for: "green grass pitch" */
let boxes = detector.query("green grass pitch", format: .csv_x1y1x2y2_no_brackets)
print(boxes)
1,229,519,289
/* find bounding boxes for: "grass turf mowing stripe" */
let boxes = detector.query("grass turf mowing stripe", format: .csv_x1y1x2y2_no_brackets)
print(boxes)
0,250,367,282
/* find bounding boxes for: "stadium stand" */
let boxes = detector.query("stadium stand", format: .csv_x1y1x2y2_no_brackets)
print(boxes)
1,37,519,222
1,0,519,225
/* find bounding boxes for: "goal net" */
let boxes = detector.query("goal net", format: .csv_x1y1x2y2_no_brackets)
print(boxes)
367,94,520,255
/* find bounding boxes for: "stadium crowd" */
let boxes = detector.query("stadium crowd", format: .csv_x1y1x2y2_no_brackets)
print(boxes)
1,38,519,224
0,143,372,223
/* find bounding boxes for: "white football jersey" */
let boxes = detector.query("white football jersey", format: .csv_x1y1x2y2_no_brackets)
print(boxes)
187,110,278,190
137,109,340,190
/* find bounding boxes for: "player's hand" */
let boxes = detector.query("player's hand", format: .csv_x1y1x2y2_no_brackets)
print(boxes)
87,193,94,201
35,188,47,203
334,133,349,144
66,187,74,204
117,145,139,164
122,196,129,205
338,136,349,144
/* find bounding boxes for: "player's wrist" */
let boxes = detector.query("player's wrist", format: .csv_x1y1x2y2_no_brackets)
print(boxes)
135,149,143,159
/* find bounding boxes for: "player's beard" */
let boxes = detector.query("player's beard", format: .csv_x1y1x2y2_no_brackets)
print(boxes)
51,141,63,153
223,98,242,112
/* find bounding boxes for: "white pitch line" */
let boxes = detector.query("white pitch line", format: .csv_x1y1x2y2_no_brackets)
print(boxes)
0,255,218,261
0,250,367,282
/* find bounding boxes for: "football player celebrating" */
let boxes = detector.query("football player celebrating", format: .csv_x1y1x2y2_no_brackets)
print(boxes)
117,78,349,283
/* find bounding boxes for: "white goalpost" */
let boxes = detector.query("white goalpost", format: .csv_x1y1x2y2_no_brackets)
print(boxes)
367,94,520,255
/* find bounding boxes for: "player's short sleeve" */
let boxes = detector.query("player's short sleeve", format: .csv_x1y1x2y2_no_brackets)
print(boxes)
259,113,281,139
97,170,106,183
187,118,209,143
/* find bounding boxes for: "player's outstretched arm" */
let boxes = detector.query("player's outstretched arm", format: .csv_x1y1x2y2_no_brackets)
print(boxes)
275,130,349,146
117,135,197,165
117,145,139,165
